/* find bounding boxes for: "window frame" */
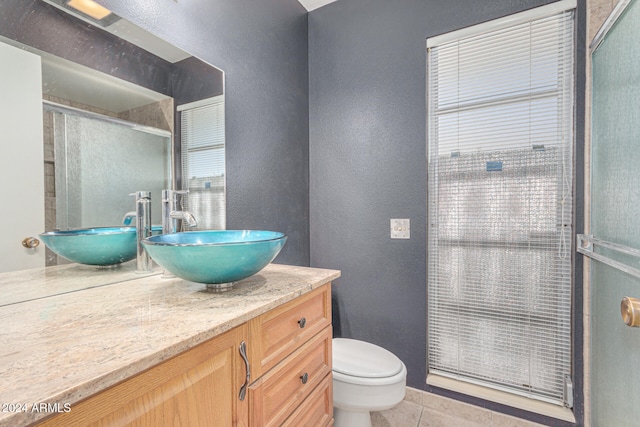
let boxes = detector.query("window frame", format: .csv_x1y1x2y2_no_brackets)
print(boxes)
425,0,577,420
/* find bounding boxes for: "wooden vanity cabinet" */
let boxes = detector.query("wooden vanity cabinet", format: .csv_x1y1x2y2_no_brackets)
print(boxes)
38,325,249,427
37,283,333,427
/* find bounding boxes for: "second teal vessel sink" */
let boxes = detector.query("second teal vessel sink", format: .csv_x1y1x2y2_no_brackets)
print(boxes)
141,230,287,286
40,226,162,266
40,226,138,266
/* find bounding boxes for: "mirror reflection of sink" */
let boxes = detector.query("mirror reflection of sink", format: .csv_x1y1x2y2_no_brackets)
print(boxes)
141,230,287,287
39,226,162,267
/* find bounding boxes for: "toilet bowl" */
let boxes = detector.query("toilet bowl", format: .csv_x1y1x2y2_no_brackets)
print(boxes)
332,338,407,427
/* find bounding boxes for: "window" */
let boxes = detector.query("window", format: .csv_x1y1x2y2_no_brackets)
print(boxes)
427,1,575,407
179,95,225,230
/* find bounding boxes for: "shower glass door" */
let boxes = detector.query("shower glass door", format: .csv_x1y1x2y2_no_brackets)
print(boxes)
590,0,640,425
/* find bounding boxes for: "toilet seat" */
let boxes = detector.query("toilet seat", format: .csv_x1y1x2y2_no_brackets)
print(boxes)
333,338,404,379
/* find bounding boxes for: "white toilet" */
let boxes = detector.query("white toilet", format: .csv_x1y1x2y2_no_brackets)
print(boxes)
332,338,407,427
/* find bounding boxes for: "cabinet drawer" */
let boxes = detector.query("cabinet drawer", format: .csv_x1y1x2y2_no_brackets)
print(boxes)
248,283,331,378
249,326,332,427
282,373,333,427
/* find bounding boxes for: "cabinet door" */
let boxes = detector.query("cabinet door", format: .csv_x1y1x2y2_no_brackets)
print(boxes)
38,325,249,427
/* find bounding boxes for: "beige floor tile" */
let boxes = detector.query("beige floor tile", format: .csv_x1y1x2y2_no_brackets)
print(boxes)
418,407,488,427
398,388,554,427
491,412,546,427
405,387,424,405
371,400,423,427
421,393,492,426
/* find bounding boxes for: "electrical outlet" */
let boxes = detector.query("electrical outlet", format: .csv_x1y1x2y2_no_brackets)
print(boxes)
390,219,410,239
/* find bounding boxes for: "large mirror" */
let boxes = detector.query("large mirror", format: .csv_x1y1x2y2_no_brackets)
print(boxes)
0,0,225,280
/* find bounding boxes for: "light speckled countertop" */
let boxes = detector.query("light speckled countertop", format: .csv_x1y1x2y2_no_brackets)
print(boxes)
0,263,340,426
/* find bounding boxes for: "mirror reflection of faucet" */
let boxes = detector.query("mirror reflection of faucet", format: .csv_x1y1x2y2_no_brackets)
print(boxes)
122,211,137,226
129,191,153,273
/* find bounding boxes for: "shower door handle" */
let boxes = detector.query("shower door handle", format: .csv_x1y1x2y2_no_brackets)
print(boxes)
621,297,640,327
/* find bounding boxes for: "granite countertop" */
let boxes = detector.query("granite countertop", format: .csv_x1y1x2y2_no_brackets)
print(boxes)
0,263,340,426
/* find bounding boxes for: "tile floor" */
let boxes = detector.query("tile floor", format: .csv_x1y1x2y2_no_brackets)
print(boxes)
371,388,547,427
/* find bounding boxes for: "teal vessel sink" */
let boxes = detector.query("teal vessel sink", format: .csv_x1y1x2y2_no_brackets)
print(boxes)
40,226,162,266
141,230,287,286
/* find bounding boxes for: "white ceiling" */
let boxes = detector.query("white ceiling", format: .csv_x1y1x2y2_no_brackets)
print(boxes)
298,0,339,12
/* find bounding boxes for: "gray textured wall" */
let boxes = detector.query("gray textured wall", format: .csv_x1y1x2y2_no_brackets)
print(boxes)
6,0,587,423
101,0,311,266
309,0,584,425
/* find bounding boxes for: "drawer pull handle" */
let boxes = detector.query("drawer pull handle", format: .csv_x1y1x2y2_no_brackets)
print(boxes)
238,341,250,401
298,317,307,328
300,372,309,384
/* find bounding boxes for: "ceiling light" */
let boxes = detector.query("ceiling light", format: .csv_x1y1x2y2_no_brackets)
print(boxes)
66,0,112,21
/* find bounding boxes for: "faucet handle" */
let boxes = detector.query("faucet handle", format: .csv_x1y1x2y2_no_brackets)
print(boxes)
161,189,188,202
173,190,189,202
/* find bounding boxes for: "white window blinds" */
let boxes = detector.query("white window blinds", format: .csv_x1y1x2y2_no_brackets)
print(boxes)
427,2,575,406
180,96,225,230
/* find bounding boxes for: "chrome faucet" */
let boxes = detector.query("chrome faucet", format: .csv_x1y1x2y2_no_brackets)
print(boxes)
162,189,197,234
130,191,153,273
160,189,197,278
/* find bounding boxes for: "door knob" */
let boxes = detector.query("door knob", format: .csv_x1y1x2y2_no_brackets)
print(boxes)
621,297,640,327
22,237,40,249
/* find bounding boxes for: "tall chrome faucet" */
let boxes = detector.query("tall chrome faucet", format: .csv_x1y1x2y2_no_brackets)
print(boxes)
130,191,153,273
160,189,197,278
162,189,197,234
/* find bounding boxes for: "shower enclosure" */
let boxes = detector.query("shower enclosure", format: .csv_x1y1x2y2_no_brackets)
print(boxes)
588,0,640,424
